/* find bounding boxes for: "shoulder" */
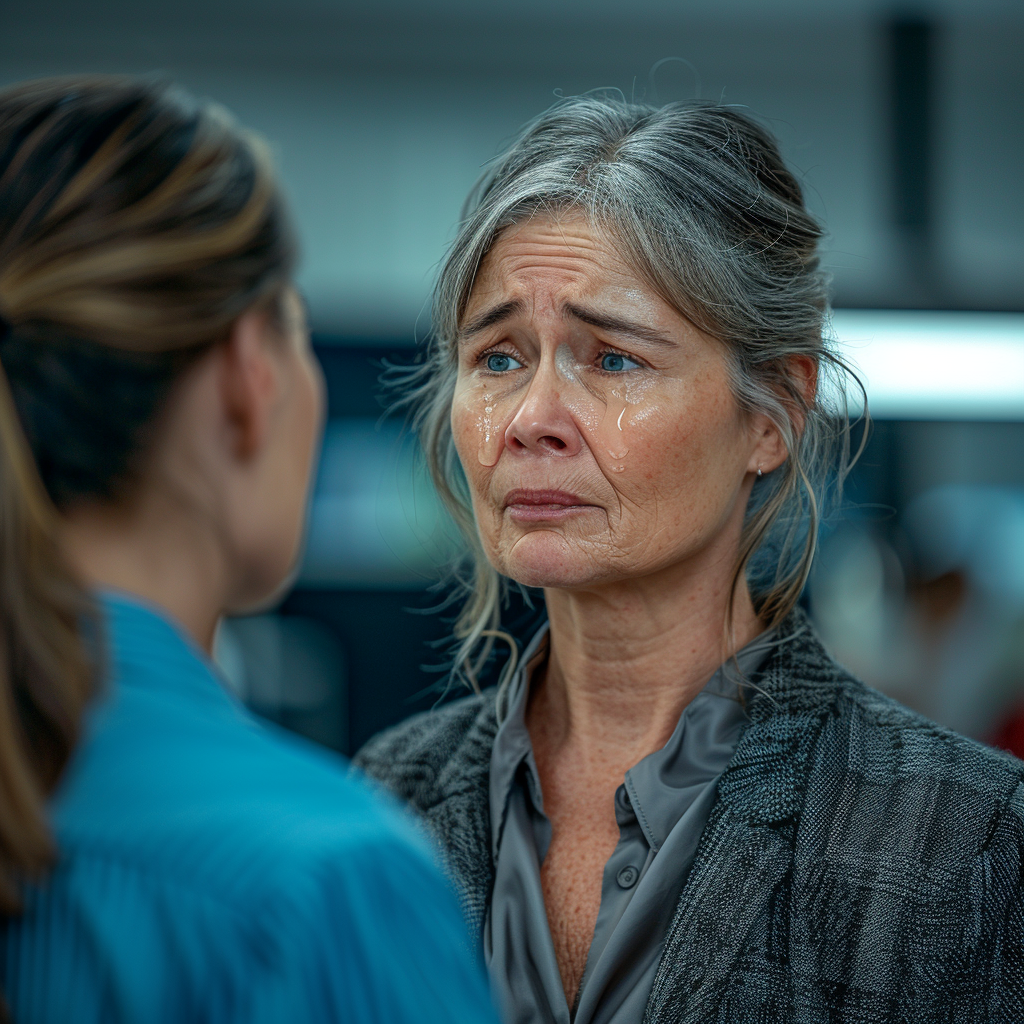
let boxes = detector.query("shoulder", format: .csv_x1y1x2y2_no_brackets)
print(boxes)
353,689,498,809
353,692,500,935
227,722,439,874
822,670,1024,859
56,679,439,910
778,626,1024,988
26,711,491,1022
745,610,1024,866
36,746,493,1024
794,620,1024,801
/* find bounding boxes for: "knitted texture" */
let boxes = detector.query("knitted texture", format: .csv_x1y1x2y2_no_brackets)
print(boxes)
354,611,1024,1023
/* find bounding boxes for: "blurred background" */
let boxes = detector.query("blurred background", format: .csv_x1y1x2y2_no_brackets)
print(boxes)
2,0,1023,755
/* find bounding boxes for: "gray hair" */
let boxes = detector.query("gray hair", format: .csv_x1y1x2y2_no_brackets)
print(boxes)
401,94,863,690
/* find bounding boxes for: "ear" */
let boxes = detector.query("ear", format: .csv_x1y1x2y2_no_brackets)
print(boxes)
218,308,279,462
746,355,818,476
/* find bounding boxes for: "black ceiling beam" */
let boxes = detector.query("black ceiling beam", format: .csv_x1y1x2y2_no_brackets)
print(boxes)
889,17,935,235
888,16,938,302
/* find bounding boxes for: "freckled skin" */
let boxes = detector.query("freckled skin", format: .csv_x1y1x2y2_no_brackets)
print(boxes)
451,215,759,591
450,214,789,1006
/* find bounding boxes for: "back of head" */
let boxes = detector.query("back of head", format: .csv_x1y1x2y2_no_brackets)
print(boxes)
0,75,295,911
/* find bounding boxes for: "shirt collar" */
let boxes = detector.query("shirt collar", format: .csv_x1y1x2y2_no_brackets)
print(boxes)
622,630,775,851
488,623,550,857
98,590,245,717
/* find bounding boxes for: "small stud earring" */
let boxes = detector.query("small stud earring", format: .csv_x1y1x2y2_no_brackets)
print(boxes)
756,467,763,478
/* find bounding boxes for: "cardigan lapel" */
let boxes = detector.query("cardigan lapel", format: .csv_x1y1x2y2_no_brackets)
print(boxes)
422,696,499,941
644,802,798,1022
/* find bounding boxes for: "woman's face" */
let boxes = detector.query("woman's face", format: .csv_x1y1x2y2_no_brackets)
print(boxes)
451,214,776,592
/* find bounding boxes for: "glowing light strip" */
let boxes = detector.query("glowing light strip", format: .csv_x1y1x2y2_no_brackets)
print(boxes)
831,310,1024,420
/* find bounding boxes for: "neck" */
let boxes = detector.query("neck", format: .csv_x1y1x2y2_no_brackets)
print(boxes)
528,555,761,772
59,494,229,654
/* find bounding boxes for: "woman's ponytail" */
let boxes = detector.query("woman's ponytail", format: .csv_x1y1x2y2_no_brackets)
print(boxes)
0,314,96,912
0,75,295,911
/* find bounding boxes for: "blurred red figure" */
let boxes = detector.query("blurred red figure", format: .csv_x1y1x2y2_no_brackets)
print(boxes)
992,705,1024,759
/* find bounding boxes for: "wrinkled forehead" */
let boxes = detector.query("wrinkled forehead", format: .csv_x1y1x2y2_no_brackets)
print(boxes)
465,212,661,318
460,210,723,355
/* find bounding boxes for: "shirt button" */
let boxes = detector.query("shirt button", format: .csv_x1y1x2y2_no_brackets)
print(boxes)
616,865,639,889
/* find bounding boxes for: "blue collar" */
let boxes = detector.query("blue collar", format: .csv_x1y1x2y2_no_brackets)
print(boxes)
98,590,243,716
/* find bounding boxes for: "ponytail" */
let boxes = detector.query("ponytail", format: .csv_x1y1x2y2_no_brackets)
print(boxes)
0,313,96,912
0,74,294,912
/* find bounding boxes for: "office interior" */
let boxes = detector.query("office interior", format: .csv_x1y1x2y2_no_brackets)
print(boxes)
3,0,1023,755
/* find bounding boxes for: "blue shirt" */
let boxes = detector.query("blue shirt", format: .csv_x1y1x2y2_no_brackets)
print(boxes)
1,593,498,1024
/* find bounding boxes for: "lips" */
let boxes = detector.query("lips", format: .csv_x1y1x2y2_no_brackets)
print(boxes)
502,488,589,509
501,489,599,522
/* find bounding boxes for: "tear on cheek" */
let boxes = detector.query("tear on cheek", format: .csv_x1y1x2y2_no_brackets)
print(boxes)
602,394,629,470
477,394,503,467
555,344,628,468
606,379,665,473
464,378,521,468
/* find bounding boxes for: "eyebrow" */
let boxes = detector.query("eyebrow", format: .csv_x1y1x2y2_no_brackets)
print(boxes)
457,297,677,347
563,303,676,346
459,299,526,340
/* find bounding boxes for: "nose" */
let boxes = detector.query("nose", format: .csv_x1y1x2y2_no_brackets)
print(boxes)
504,362,584,456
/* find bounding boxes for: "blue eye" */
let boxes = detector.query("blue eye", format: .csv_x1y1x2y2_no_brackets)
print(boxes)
599,352,640,372
485,353,522,372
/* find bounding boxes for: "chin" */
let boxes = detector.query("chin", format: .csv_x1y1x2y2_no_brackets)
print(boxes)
499,531,606,590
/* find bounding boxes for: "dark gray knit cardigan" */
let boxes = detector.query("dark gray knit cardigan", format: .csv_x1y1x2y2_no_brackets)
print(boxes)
354,611,1024,1022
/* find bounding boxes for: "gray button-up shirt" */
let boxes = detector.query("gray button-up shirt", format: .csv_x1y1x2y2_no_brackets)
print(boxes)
484,626,775,1024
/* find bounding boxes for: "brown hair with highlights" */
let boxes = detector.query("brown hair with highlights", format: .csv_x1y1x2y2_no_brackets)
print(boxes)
0,75,295,911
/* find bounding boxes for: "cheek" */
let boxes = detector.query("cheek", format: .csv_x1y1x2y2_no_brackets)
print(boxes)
615,382,747,513
451,388,513,565
450,388,498,515
270,354,324,558
452,372,525,470
450,386,480,475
